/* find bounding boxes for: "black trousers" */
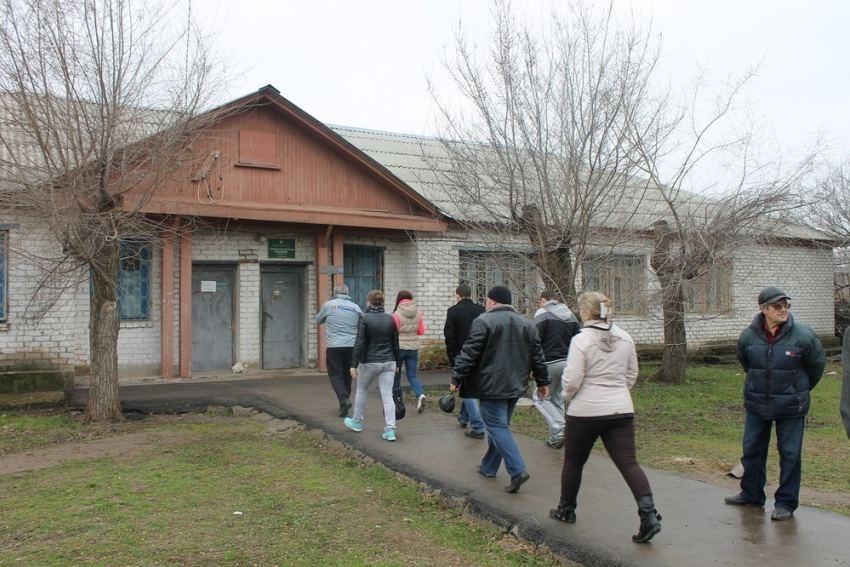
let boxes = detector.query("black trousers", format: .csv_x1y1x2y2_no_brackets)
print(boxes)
326,347,354,405
560,416,652,504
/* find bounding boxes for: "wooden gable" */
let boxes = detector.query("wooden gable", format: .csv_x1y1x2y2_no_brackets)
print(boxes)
135,87,446,232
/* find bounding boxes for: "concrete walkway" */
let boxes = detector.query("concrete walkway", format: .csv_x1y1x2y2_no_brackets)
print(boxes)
67,370,850,567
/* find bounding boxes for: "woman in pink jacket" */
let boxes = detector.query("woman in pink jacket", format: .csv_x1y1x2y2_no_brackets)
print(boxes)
549,292,662,543
392,290,427,412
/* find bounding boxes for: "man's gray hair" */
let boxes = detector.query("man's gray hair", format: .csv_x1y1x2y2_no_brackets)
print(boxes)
333,283,349,295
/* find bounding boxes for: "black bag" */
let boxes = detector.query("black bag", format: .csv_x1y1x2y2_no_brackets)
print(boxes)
393,366,406,420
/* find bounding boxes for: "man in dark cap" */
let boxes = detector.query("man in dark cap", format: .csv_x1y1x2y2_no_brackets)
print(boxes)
451,285,549,493
725,286,826,521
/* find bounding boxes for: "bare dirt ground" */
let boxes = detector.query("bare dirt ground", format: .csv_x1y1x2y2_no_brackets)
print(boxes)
1,409,848,515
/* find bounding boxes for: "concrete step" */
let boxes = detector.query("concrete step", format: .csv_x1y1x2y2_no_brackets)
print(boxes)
0,370,73,394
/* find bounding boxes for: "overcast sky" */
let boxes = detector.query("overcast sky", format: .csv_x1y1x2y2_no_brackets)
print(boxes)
205,0,849,160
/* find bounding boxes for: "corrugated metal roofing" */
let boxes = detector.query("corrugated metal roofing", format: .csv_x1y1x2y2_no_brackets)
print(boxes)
330,124,832,243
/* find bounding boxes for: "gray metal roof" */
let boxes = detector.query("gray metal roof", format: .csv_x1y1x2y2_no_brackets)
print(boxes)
330,124,832,243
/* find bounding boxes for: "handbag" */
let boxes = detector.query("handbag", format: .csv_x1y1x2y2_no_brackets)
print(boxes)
392,366,406,420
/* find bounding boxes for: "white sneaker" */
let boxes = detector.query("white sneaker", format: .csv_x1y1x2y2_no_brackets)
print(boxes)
417,394,426,413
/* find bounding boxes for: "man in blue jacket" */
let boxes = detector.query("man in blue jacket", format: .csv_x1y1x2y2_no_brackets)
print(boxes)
725,287,826,521
316,283,362,417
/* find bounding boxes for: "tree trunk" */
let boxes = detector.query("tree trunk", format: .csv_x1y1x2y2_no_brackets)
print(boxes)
656,278,687,385
650,220,687,385
85,240,124,423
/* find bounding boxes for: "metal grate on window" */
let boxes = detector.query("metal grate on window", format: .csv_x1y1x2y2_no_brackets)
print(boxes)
119,240,150,320
458,250,537,316
581,255,645,315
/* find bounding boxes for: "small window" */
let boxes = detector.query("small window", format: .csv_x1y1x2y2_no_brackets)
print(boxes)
685,262,733,314
459,250,537,316
582,254,646,315
119,240,150,320
0,230,7,323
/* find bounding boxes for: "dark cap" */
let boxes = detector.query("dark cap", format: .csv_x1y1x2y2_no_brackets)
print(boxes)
487,285,512,305
758,286,790,305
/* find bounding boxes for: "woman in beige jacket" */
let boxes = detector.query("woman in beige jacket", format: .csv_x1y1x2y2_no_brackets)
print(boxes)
549,292,662,543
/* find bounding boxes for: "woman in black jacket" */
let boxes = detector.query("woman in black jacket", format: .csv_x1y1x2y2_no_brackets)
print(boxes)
345,290,400,441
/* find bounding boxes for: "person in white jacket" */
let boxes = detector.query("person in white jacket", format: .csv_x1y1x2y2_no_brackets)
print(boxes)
548,292,662,544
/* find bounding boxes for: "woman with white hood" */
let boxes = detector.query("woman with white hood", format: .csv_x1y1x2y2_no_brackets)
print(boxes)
549,292,662,544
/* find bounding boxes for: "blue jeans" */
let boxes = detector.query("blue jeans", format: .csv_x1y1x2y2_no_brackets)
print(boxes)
458,398,485,432
453,357,484,432
397,350,425,398
478,398,526,478
740,412,805,512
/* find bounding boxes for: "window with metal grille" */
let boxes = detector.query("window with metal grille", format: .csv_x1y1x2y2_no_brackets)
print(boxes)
119,240,150,320
581,254,646,315
0,230,7,323
458,250,537,316
684,262,733,314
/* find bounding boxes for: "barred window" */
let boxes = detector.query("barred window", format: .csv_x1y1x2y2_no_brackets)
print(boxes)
581,254,645,315
0,230,7,323
684,262,732,314
119,240,150,320
459,250,536,316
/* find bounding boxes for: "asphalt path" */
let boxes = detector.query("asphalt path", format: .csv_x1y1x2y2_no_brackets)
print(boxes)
67,370,850,567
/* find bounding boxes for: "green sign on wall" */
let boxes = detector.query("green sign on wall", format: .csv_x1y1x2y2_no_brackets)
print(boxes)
268,238,295,259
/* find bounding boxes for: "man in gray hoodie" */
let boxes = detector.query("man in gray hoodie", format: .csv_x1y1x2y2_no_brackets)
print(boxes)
533,290,581,448
316,283,362,416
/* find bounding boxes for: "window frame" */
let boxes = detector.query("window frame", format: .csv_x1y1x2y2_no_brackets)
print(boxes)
118,239,151,321
458,249,537,317
581,253,646,316
684,261,733,315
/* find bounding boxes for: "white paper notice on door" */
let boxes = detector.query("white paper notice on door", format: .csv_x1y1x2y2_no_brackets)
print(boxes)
201,280,217,293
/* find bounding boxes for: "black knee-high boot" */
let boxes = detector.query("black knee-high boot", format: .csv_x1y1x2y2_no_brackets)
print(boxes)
632,495,662,543
549,497,577,523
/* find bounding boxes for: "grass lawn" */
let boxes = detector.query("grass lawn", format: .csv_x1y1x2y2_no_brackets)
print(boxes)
0,413,566,567
509,362,849,514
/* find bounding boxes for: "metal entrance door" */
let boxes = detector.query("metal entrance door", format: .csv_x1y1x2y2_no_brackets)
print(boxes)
191,266,235,371
262,270,302,369
344,245,383,309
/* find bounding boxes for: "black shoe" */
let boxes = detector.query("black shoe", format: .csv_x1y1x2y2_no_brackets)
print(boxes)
464,430,484,439
338,399,352,417
505,471,530,493
476,464,496,478
549,505,577,523
632,495,662,543
457,419,468,428
724,493,759,506
771,507,793,521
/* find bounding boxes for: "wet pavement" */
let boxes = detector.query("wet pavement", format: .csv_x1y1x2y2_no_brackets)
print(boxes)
67,370,850,567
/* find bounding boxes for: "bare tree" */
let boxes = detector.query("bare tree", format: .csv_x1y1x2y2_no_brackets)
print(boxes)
428,0,820,384
802,158,850,335
0,0,223,421
427,0,666,309
637,67,820,383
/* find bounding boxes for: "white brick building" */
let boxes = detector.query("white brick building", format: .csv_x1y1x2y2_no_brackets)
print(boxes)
0,86,835,381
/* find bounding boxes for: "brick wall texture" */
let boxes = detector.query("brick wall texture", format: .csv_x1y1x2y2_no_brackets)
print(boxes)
0,214,836,377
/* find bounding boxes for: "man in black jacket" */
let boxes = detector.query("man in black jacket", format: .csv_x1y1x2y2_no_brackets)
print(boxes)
725,287,826,521
445,284,486,438
533,290,580,449
452,285,549,493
